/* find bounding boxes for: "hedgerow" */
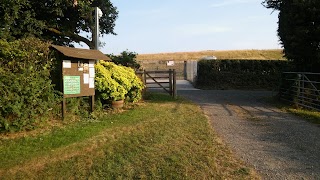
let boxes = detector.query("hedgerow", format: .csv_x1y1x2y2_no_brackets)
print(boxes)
0,38,58,132
95,61,144,103
196,59,291,90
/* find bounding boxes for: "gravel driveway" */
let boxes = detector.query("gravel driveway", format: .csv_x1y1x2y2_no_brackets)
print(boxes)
178,87,320,179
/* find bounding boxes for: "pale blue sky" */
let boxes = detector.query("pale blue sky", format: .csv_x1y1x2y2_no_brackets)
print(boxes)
83,0,281,54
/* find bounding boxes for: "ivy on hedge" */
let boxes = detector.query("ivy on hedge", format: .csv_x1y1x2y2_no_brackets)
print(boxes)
197,59,291,90
0,38,58,132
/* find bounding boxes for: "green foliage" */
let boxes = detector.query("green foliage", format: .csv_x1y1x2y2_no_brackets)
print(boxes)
0,0,118,49
95,61,144,103
0,0,45,41
263,0,320,72
0,38,59,132
108,50,141,70
196,59,290,90
65,97,91,118
262,0,281,10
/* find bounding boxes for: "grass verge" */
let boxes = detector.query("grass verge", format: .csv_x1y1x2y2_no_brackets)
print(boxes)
286,108,320,124
264,96,320,124
0,93,258,179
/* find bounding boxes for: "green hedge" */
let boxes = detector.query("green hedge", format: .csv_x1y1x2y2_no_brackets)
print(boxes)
0,38,58,132
196,60,291,90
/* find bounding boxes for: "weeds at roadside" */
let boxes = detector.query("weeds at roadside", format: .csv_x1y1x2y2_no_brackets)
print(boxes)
263,96,320,124
286,108,320,124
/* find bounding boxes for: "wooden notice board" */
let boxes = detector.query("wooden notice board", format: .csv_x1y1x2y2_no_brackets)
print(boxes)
62,59,95,98
51,45,111,118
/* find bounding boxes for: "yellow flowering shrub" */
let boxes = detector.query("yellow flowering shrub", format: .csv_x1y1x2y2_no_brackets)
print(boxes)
95,61,144,102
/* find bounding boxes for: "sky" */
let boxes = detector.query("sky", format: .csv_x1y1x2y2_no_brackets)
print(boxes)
78,0,281,54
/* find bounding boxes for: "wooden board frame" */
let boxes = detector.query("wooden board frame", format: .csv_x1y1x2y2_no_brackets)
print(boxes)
51,45,111,119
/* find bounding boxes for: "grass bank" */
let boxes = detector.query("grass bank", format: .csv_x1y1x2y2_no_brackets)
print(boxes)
137,49,285,61
0,93,258,179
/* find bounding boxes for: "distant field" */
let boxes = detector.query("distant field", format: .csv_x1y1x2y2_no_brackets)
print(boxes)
137,49,286,61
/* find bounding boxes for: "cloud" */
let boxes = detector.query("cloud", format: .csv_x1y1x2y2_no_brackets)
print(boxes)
211,0,255,8
174,24,232,36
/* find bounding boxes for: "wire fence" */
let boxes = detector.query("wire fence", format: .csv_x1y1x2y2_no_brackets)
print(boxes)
280,72,320,111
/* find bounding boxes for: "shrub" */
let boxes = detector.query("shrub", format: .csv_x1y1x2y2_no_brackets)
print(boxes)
196,59,291,90
95,61,144,103
107,50,141,70
0,38,59,132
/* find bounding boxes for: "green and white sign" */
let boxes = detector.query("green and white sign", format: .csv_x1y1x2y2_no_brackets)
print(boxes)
63,76,81,94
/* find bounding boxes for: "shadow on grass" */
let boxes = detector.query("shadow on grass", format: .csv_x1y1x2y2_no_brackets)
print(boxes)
143,92,191,114
143,92,182,103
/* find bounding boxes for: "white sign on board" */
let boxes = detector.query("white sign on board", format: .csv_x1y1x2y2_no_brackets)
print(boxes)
167,61,174,66
89,77,95,88
63,60,71,68
83,74,89,84
89,67,95,78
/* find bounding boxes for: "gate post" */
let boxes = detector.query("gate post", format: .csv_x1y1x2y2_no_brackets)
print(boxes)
173,69,177,99
143,70,147,90
169,69,173,96
301,73,305,104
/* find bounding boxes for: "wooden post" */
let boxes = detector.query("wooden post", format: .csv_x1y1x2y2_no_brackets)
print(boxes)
90,95,94,113
62,97,66,119
169,69,173,96
143,70,147,88
173,69,177,99
61,61,65,119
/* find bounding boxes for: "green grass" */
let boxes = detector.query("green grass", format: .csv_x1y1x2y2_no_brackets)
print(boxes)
287,108,320,124
0,93,258,179
264,96,320,124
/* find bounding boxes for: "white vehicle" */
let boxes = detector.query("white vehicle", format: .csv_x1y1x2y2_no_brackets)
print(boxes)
200,56,217,60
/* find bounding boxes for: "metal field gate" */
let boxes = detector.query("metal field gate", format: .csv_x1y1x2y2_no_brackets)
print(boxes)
280,72,320,111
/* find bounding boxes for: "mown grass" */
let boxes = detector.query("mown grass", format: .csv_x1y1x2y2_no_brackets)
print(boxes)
137,49,285,61
0,93,258,179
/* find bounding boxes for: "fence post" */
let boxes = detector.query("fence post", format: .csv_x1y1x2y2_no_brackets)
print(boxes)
169,69,173,96
298,73,302,105
173,69,177,99
279,72,284,100
302,73,305,103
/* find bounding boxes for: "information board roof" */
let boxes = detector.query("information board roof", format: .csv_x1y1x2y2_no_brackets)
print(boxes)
51,45,111,61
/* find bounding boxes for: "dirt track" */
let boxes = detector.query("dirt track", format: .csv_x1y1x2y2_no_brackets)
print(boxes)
178,89,320,179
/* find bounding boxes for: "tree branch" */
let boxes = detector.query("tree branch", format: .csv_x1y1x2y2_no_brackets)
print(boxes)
47,27,94,49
